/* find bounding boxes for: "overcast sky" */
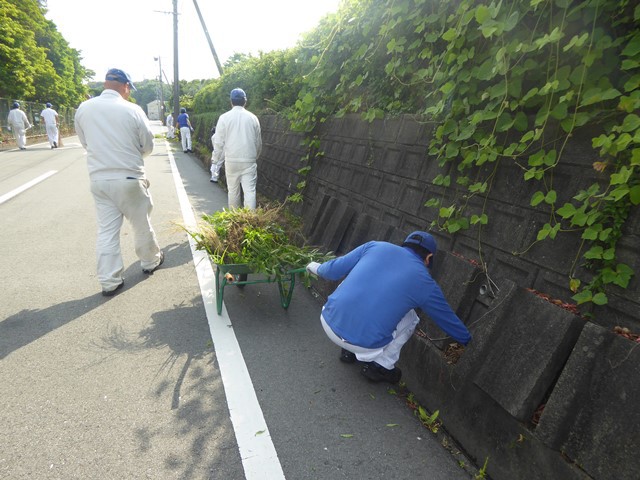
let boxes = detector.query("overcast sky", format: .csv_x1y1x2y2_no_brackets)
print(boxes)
44,0,341,82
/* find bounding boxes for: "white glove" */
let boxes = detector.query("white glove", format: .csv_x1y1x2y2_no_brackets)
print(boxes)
306,262,321,275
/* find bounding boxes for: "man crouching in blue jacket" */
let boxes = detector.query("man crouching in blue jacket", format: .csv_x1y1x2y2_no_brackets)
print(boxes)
306,231,472,384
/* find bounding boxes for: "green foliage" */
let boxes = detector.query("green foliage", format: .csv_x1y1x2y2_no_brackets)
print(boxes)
189,0,639,308
184,204,333,281
0,0,91,106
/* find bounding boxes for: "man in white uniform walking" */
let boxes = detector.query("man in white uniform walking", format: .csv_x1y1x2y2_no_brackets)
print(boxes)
40,102,59,149
7,102,31,150
210,88,262,209
75,68,164,296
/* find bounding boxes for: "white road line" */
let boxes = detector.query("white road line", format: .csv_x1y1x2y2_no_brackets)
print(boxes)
167,145,286,480
0,170,58,205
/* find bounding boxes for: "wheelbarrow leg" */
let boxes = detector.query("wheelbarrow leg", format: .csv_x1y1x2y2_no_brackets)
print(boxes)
215,267,228,315
277,272,296,309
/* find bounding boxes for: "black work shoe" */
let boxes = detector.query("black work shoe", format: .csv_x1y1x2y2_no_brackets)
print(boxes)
143,251,165,274
340,348,356,364
102,280,124,297
360,362,402,384
53,141,57,148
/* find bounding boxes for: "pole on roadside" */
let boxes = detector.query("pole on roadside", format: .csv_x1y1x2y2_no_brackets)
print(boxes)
192,0,223,76
155,56,165,125
172,0,180,124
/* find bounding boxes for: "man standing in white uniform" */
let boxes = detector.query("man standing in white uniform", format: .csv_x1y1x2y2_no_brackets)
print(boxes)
166,113,174,139
210,88,262,209
75,68,164,296
40,102,59,149
7,102,31,150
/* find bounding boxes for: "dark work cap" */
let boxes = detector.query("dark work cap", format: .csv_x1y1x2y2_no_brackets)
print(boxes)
403,231,437,256
105,68,137,91
230,88,247,101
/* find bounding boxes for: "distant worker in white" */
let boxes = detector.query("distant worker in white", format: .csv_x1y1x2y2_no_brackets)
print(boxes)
7,102,32,150
166,113,174,139
210,88,262,209
40,102,59,149
74,68,165,297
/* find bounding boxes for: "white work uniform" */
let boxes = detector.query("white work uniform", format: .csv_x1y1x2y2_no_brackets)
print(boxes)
211,105,262,209
166,114,174,138
75,89,162,292
40,107,59,147
7,108,31,149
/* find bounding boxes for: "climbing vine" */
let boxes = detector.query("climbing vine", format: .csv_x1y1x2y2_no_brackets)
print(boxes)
287,0,640,307
192,0,639,308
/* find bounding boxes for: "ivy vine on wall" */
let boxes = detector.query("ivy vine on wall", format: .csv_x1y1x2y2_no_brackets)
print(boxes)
287,0,640,308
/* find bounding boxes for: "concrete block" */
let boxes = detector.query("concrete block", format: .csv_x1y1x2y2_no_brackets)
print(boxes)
535,322,640,480
432,251,485,321
380,148,403,173
379,176,402,208
442,382,591,480
473,288,585,422
307,196,356,253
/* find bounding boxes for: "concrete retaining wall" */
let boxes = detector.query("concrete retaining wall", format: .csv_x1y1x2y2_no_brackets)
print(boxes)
254,114,640,480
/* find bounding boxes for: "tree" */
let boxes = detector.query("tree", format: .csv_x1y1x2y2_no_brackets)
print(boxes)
0,0,91,106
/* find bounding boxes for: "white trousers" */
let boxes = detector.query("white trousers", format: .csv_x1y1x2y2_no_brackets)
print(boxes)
180,127,192,151
11,125,27,149
210,159,223,181
320,310,420,370
90,178,162,290
225,161,257,210
45,123,59,146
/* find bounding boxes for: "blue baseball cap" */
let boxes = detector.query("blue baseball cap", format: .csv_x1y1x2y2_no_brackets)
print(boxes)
230,88,246,101
403,231,437,256
105,68,137,91
46,102,52,107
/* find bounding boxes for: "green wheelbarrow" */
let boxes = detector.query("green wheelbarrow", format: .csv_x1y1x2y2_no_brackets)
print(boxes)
214,263,307,315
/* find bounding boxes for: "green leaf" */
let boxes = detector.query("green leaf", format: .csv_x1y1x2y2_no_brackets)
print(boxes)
556,203,576,218
531,191,545,206
504,12,519,32
620,114,640,133
624,74,640,93
439,206,455,219
471,214,488,225
545,190,557,204
630,186,640,205
572,289,592,305
537,223,552,241
442,28,458,42
584,246,603,259
580,88,622,107
592,292,608,305
475,5,491,24
621,33,640,57
528,150,545,166
563,33,589,52
610,166,632,185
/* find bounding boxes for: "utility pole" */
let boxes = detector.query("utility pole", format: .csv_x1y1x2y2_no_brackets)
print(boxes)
172,0,180,124
192,0,224,76
154,56,165,125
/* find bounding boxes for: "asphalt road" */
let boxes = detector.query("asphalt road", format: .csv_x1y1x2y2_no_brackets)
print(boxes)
0,124,474,479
